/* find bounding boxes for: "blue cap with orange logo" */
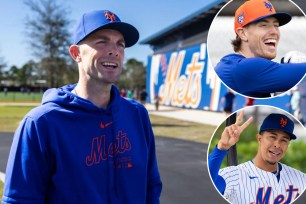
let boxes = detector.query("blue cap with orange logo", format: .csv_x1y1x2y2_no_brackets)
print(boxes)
234,0,292,32
259,113,296,140
73,10,139,47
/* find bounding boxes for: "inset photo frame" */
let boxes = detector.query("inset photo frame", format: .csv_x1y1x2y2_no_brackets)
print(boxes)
207,105,306,204
207,0,306,98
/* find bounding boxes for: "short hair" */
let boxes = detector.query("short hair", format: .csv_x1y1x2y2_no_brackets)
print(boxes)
231,23,250,52
231,35,242,52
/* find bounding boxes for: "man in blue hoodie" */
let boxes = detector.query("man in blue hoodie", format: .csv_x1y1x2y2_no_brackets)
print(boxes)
2,10,162,204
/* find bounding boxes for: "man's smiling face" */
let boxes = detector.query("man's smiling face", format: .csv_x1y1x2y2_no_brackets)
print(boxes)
257,130,290,165
242,17,280,60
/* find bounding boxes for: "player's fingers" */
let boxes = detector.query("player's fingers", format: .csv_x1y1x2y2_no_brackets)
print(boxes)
227,125,240,146
226,126,233,138
232,125,240,138
240,116,253,131
228,124,238,138
235,110,244,125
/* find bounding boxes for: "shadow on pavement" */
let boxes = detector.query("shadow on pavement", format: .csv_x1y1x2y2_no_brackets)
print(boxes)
155,136,226,203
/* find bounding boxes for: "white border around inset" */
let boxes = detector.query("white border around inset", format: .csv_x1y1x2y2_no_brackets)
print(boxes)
0,171,5,183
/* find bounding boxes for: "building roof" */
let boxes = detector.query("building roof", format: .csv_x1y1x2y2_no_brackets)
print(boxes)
140,0,226,45
141,0,306,46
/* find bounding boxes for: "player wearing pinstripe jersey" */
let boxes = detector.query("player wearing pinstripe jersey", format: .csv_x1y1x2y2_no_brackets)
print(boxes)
208,111,306,204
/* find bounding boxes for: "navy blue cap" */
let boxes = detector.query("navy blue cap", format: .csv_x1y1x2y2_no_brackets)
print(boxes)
73,10,139,47
259,113,296,140
247,12,292,27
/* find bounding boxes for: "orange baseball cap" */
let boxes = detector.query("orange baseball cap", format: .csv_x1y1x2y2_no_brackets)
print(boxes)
234,0,291,32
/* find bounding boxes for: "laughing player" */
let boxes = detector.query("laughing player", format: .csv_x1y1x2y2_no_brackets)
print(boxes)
214,0,306,98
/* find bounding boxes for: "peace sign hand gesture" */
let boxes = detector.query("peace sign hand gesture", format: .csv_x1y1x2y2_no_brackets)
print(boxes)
217,110,253,151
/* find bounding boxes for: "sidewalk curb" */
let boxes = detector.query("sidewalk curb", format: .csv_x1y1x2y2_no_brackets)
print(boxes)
145,104,225,126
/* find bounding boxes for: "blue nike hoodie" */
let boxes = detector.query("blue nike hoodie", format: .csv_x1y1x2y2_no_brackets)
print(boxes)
2,84,162,204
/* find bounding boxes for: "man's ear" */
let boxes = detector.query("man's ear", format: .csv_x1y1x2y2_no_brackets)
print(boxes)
69,45,81,62
236,28,248,42
256,133,262,143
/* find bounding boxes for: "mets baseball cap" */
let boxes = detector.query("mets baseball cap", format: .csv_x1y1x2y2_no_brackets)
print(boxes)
259,113,296,140
234,0,292,32
73,10,139,47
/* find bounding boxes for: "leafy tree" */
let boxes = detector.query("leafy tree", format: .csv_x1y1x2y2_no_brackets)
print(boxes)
18,60,38,86
7,66,19,85
118,58,146,89
24,0,77,87
0,53,6,84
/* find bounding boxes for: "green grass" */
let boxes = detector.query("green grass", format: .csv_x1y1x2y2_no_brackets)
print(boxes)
0,105,216,144
0,180,3,201
0,91,43,102
0,106,35,132
149,114,216,143
0,106,33,200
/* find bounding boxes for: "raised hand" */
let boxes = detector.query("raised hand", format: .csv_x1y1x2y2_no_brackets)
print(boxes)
217,110,253,150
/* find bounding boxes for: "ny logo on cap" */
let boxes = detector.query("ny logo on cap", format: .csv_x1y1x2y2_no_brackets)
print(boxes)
264,1,273,12
105,11,116,22
238,13,245,25
280,117,287,127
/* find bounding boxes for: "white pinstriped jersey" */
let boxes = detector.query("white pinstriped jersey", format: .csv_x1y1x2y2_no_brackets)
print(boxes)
219,161,306,204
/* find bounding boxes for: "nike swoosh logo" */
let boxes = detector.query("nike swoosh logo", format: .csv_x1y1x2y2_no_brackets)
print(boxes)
249,176,258,179
105,122,113,127
100,121,113,129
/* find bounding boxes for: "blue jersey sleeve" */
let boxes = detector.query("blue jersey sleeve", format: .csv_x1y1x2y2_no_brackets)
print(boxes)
208,146,228,194
139,107,162,204
233,58,306,95
2,116,50,204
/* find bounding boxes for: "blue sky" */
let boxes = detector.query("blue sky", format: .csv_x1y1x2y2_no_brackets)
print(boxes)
0,0,211,68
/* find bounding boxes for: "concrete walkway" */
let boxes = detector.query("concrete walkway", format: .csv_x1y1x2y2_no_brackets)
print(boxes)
145,104,306,140
145,104,226,127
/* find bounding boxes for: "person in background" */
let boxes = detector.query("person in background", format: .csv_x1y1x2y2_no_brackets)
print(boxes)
245,97,255,107
140,88,148,105
220,89,236,116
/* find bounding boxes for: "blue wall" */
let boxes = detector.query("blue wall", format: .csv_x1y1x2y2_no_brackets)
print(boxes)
146,43,290,112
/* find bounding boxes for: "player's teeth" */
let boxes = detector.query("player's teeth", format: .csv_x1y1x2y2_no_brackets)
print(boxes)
269,151,279,156
271,152,279,155
265,39,276,44
103,62,116,66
